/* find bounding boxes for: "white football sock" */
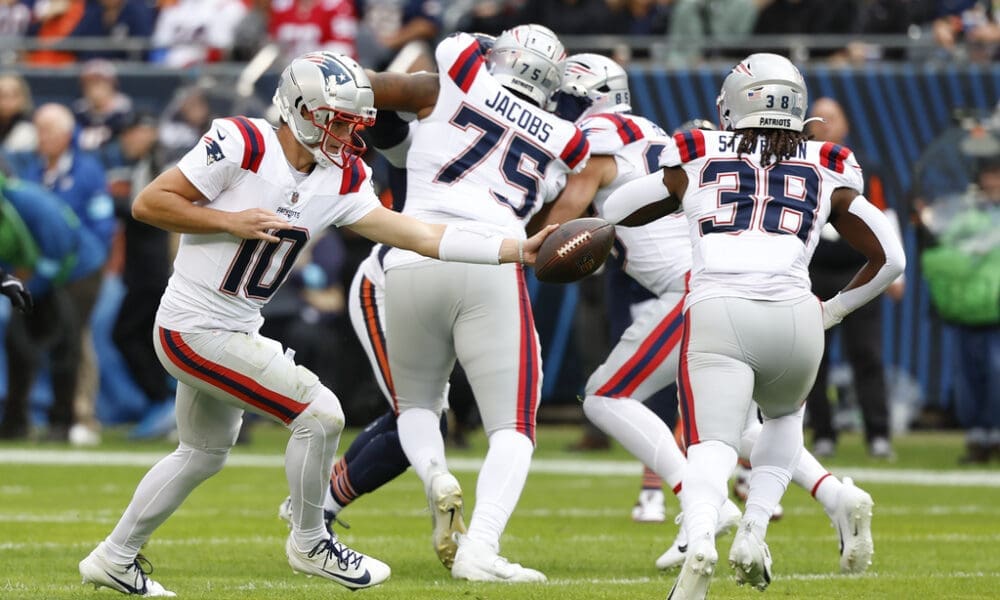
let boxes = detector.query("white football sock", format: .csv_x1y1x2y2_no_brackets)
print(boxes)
397,407,448,485
743,411,803,538
682,440,737,541
467,429,534,552
794,449,843,512
286,390,344,552
103,442,230,564
583,395,686,490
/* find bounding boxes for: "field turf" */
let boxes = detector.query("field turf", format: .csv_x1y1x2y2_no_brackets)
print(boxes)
1,425,998,599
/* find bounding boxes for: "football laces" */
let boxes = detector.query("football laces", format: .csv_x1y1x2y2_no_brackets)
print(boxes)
556,231,592,258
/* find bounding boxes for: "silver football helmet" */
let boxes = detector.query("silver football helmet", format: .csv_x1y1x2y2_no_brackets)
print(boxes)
716,53,808,132
273,51,377,167
488,24,565,108
560,53,631,120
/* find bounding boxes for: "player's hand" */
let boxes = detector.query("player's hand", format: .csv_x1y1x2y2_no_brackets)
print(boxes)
227,209,293,243
519,224,559,266
1,272,33,314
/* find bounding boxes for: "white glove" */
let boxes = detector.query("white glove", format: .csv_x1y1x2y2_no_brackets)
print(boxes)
820,294,849,330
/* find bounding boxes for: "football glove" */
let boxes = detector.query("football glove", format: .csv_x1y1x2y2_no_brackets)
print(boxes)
0,270,32,314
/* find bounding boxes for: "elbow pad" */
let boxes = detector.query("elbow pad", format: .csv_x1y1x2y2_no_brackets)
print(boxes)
602,171,671,225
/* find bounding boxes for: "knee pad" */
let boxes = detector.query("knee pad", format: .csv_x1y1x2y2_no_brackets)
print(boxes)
176,442,230,480
293,387,345,435
582,394,610,423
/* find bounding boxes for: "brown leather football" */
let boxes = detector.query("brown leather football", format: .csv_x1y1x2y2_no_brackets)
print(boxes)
534,217,615,284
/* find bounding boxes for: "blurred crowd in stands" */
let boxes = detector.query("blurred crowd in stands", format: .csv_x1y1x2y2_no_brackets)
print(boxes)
0,0,996,464
0,1,996,67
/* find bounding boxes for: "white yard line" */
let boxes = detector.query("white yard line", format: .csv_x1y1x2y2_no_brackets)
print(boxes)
0,448,998,487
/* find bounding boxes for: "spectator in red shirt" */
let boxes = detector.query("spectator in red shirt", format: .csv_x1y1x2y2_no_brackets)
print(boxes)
268,0,360,61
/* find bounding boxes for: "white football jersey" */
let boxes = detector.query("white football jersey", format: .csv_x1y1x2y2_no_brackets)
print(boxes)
385,32,589,271
157,116,379,333
660,129,864,308
581,110,692,296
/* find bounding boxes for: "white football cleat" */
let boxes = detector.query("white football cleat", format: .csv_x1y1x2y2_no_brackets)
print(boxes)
79,546,175,597
666,533,716,600
285,535,390,590
656,499,741,570
427,471,467,568
631,489,666,523
827,477,874,574
451,534,547,583
728,522,773,591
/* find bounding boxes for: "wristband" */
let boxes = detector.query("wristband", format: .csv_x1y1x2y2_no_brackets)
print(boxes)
438,225,504,265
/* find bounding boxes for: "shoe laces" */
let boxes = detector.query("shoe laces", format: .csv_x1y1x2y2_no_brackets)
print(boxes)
326,510,351,531
124,554,154,592
310,538,364,571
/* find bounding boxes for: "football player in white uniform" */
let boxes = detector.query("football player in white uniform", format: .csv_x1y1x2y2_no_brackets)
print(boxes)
601,54,905,599
78,51,554,597
548,53,879,576
360,25,588,582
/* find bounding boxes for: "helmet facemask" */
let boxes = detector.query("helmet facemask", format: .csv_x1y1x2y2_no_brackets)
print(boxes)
300,105,374,168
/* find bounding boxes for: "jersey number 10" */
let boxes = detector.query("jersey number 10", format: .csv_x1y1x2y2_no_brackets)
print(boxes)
220,228,309,300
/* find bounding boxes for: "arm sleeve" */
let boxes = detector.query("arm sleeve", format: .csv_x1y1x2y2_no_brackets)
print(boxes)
601,171,672,225
822,197,907,328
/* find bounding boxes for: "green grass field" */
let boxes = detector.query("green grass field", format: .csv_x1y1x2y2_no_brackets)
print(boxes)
1,426,998,599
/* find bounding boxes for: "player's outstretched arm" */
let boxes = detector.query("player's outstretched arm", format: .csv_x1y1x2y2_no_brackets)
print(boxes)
366,71,439,117
133,167,292,243
601,168,683,226
527,155,618,235
821,188,907,329
346,205,556,266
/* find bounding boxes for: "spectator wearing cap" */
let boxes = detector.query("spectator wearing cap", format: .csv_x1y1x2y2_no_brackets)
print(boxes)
0,72,36,152
72,59,135,153
157,84,212,164
70,0,156,61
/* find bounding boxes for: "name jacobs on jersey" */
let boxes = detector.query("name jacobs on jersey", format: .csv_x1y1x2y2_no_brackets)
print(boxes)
483,89,554,143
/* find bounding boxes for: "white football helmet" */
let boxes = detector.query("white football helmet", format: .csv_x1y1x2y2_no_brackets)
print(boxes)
560,53,631,120
488,24,565,108
273,51,377,167
716,53,808,132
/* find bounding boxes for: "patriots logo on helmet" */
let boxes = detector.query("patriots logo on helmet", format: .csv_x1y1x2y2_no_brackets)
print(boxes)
734,62,754,76
302,52,351,84
204,136,225,165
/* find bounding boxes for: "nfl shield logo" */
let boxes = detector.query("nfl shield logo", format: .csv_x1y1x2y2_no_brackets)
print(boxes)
290,191,299,204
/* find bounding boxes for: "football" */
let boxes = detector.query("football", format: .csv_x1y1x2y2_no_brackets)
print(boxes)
534,217,615,284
